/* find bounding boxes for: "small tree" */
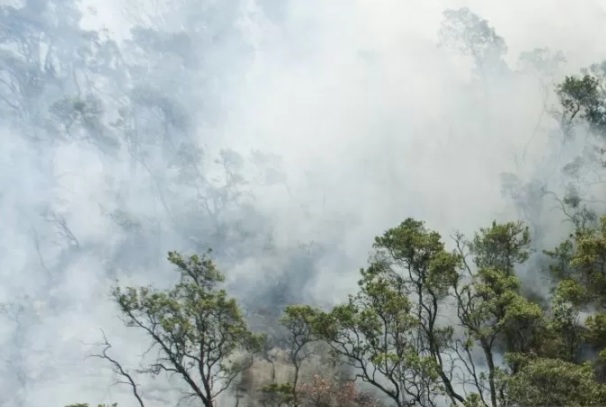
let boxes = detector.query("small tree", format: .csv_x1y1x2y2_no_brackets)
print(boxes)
278,305,319,407
112,250,264,407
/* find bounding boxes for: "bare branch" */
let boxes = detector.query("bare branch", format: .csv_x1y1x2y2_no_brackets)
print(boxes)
89,330,146,407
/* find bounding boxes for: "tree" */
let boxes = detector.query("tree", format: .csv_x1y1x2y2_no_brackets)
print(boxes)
372,218,465,406
439,7,508,80
543,215,606,376
506,355,606,407
556,74,606,138
276,305,320,407
112,250,264,407
284,218,575,407
311,262,442,407
305,219,460,407
453,221,543,407
546,215,606,309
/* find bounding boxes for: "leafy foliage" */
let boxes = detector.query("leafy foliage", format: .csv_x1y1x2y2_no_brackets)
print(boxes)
112,251,264,407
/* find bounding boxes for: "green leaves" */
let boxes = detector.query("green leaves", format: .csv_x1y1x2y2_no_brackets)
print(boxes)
557,74,606,137
261,383,296,407
456,221,538,349
281,305,321,329
168,250,225,287
585,312,606,348
373,218,461,299
547,215,606,309
299,218,462,406
470,221,531,272
554,278,586,306
112,251,263,407
307,271,426,406
507,356,606,407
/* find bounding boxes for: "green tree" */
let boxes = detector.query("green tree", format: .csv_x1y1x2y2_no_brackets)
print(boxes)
278,305,320,407
506,355,606,407
112,250,264,407
539,280,586,362
544,215,606,376
546,215,606,309
289,218,569,407
454,221,543,407
305,219,460,407
557,73,606,138
312,264,441,407
372,218,463,406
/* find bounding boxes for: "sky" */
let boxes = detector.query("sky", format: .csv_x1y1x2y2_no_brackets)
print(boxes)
3,0,606,405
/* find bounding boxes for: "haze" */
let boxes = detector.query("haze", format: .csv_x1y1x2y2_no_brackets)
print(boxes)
1,0,605,405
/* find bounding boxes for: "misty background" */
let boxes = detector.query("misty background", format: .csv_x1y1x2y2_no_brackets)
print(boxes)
1,0,606,405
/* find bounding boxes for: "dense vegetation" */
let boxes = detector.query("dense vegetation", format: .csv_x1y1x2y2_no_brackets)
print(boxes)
69,213,606,407
2,1,606,407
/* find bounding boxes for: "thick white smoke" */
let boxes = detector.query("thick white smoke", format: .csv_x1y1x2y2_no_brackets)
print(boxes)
2,0,606,406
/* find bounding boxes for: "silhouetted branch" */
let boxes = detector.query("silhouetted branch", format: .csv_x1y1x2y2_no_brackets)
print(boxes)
90,330,146,407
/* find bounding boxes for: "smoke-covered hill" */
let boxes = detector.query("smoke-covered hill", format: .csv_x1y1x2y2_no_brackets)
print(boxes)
3,1,606,406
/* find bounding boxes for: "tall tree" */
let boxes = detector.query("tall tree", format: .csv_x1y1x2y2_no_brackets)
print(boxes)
453,221,543,406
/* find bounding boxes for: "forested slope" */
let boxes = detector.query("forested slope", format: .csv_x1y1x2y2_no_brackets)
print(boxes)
1,1,606,407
